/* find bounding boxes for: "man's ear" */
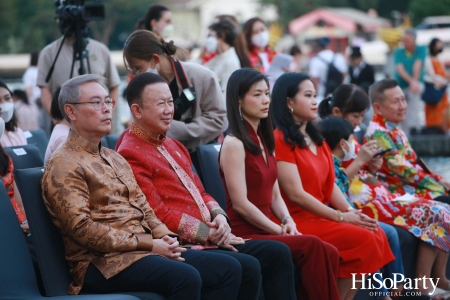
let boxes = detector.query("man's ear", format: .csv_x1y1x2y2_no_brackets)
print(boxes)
373,102,382,116
64,104,77,122
130,103,142,120
331,106,342,117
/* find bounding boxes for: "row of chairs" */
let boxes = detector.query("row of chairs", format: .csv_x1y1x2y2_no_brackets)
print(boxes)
1,131,160,299
2,132,446,299
194,143,450,300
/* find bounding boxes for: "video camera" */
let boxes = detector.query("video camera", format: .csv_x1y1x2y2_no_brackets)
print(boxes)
55,0,105,36
45,0,105,82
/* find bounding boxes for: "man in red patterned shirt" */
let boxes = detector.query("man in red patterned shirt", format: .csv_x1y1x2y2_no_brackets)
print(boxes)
118,72,298,300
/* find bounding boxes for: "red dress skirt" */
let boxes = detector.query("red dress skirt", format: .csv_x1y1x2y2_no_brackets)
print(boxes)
274,129,394,278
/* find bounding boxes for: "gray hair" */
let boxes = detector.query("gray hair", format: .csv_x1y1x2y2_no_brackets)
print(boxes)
58,74,108,123
403,28,417,40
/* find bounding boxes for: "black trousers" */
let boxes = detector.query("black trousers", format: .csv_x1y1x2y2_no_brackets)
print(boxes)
208,240,297,300
434,195,450,205
83,246,276,300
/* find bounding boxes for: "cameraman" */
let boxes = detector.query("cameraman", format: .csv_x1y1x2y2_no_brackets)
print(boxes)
122,30,228,174
37,2,120,126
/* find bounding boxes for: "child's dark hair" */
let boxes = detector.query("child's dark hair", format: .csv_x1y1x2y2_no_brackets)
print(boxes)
13,89,29,105
318,84,370,118
320,116,354,150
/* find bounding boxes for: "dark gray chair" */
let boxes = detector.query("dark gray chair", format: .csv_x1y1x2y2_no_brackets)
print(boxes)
25,129,49,160
4,144,43,170
101,136,110,148
105,134,120,150
196,143,226,210
15,167,165,300
0,171,140,300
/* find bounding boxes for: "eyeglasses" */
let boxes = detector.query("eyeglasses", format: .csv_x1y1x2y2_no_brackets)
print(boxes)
67,98,115,111
127,61,152,75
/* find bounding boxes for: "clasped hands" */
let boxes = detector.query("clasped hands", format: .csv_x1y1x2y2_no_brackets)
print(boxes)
342,209,378,232
280,217,301,236
207,214,245,252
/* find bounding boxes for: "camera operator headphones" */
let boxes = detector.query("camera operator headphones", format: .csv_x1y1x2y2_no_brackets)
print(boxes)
171,58,196,122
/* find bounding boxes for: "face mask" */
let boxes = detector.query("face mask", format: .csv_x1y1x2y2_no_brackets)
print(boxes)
146,63,159,75
204,36,218,53
342,139,355,161
0,117,5,138
251,31,269,48
1,102,14,123
160,24,174,39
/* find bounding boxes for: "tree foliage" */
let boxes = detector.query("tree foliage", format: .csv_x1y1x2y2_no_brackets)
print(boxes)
409,0,450,25
0,0,154,54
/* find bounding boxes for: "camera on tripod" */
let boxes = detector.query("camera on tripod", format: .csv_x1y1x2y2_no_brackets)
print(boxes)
46,0,106,82
55,0,105,36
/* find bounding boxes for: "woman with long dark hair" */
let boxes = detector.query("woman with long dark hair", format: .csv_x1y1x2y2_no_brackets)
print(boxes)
271,72,394,300
0,81,27,147
219,68,340,300
135,4,173,38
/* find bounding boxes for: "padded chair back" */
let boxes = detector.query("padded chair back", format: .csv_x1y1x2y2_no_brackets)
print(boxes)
196,144,226,210
5,144,44,170
15,168,74,296
101,136,109,149
105,134,120,150
0,180,43,299
15,168,164,300
25,129,49,160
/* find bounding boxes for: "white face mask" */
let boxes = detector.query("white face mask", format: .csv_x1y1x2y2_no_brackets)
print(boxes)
160,24,174,39
204,36,218,53
1,102,14,123
145,63,159,75
342,139,355,161
0,117,5,138
251,31,269,48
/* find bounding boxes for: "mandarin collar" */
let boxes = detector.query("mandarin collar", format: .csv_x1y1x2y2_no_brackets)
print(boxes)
373,114,399,130
130,123,166,146
67,129,101,154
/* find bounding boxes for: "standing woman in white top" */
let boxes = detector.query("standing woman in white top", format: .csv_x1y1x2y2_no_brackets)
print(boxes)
243,17,278,76
0,81,27,147
22,51,41,105
203,19,243,97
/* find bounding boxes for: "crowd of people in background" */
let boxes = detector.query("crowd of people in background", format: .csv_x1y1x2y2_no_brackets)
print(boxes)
1,3,450,300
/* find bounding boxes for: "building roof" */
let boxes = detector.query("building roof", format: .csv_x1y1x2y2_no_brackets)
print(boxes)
289,7,391,35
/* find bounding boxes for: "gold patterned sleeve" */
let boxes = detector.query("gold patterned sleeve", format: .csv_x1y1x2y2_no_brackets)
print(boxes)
41,160,140,253
134,187,179,240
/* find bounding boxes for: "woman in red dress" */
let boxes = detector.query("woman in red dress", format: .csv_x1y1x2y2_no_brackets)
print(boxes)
219,68,340,300
271,72,394,300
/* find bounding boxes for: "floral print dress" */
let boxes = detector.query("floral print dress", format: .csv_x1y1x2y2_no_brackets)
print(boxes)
336,114,450,251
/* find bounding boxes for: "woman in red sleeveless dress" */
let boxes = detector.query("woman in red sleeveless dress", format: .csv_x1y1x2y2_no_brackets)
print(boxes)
271,72,394,300
219,68,340,300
